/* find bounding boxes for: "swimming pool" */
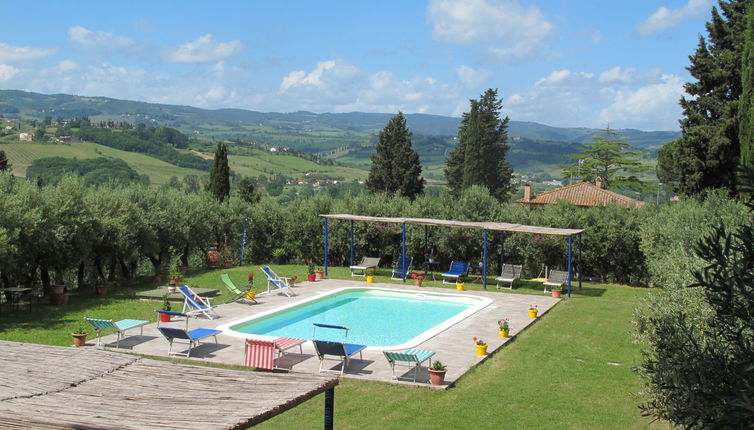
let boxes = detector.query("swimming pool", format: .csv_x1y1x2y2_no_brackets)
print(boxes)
222,287,492,350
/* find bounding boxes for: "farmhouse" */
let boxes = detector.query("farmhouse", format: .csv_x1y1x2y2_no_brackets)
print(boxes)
517,179,645,208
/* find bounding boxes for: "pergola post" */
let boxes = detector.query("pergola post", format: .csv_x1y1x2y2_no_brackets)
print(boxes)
499,232,505,274
482,229,488,289
423,225,429,272
324,387,334,430
578,234,583,289
324,218,329,277
567,235,573,298
349,220,354,267
401,223,407,281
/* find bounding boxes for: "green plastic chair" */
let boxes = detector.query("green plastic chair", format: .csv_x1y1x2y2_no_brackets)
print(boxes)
220,273,257,303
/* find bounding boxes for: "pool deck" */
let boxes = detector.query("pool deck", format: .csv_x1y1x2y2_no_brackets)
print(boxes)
88,279,560,388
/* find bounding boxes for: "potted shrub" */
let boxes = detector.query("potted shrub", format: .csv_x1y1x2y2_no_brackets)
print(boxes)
159,295,172,322
71,326,88,347
456,278,465,291
95,283,108,296
366,267,376,283
314,267,325,281
307,263,316,282
288,275,298,286
473,337,488,355
429,360,447,386
272,248,286,265
498,317,510,338
551,285,563,299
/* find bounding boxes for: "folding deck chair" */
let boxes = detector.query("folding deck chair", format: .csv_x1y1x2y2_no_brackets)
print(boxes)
177,285,220,319
157,326,221,358
349,257,381,277
543,269,569,293
261,267,295,297
495,264,523,290
220,273,257,304
442,261,469,284
391,256,413,280
84,317,149,348
312,323,366,375
383,349,435,382
244,337,307,370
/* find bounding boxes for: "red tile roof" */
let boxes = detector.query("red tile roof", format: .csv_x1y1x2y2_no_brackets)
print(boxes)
517,182,645,208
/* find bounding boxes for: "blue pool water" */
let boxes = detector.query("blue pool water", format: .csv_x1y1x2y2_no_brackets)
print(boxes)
229,288,482,348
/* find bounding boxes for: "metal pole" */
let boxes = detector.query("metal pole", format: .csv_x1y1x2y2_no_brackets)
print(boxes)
401,223,407,281
578,234,582,290
324,387,334,430
349,220,354,267
424,225,429,272
567,236,573,298
482,230,488,290
499,232,505,274
324,219,329,277
239,218,248,264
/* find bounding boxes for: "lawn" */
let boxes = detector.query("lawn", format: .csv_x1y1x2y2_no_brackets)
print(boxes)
0,265,664,429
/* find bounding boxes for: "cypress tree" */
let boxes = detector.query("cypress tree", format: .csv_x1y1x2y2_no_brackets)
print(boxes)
740,3,754,168
208,142,230,202
366,112,424,199
659,0,747,196
0,150,10,172
445,88,515,202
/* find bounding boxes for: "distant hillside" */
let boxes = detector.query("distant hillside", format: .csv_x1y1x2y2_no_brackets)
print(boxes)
0,90,679,149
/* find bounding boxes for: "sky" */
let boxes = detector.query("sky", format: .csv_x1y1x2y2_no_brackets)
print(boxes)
0,0,719,131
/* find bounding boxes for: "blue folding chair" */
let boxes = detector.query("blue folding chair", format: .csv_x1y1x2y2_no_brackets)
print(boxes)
442,261,469,284
391,256,413,280
312,323,366,375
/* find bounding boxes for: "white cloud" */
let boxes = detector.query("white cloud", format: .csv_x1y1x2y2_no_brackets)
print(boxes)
165,34,243,63
456,65,491,89
57,60,79,72
0,64,20,81
637,0,712,35
599,66,637,84
600,74,684,130
427,0,553,63
68,26,134,49
0,42,55,63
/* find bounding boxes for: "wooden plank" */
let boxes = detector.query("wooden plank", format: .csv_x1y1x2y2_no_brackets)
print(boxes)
0,341,338,429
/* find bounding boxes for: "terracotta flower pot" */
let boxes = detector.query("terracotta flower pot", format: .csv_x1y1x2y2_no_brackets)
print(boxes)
72,333,87,347
552,289,562,298
314,270,325,280
414,278,423,287
95,285,108,296
429,369,446,386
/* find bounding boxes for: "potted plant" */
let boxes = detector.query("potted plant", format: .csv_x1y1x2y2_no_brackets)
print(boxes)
272,248,286,265
95,282,108,296
288,275,298,287
366,267,376,283
72,326,88,347
498,317,510,338
456,278,465,291
314,266,325,281
159,295,172,322
246,273,258,300
307,263,316,282
473,337,488,355
429,360,447,386
410,272,425,287
528,304,539,319
551,285,563,299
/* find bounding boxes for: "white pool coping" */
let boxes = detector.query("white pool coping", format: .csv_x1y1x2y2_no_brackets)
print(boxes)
218,286,493,351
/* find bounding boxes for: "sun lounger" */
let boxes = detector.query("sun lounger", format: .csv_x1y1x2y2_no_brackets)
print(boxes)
244,337,306,370
349,257,381,277
158,326,221,358
84,317,149,348
260,266,290,289
391,256,413,280
495,264,523,290
220,273,257,304
442,261,469,284
312,323,366,375
383,349,435,382
177,285,220,319
261,267,295,297
543,269,569,293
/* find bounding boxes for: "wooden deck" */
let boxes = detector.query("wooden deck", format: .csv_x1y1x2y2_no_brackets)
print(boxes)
0,340,338,429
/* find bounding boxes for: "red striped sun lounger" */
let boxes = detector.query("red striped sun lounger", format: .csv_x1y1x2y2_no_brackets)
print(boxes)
245,337,306,370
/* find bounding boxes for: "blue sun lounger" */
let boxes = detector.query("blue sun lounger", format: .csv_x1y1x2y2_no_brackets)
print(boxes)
261,266,295,297
312,323,366,375
177,285,220,319
442,261,469,284
391,256,413,280
158,326,221,358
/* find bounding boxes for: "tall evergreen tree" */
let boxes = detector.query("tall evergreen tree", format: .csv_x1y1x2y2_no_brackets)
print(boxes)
658,0,747,196
739,3,754,168
207,142,230,202
0,150,10,172
444,88,514,202
562,127,650,190
366,112,424,199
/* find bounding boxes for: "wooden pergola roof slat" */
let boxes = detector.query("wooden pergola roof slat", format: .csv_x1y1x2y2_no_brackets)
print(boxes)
320,214,583,236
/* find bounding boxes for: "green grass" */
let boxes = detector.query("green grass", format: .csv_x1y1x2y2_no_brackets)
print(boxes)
0,141,206,184
0,265,664,429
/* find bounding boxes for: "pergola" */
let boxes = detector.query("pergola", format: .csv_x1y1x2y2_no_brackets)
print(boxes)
320,214,584,297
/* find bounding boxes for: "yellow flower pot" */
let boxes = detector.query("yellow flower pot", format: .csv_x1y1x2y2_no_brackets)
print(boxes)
528,309,538,319
475,344,488,355
366,275,375,283
456,282,465,291
499,328,509,338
